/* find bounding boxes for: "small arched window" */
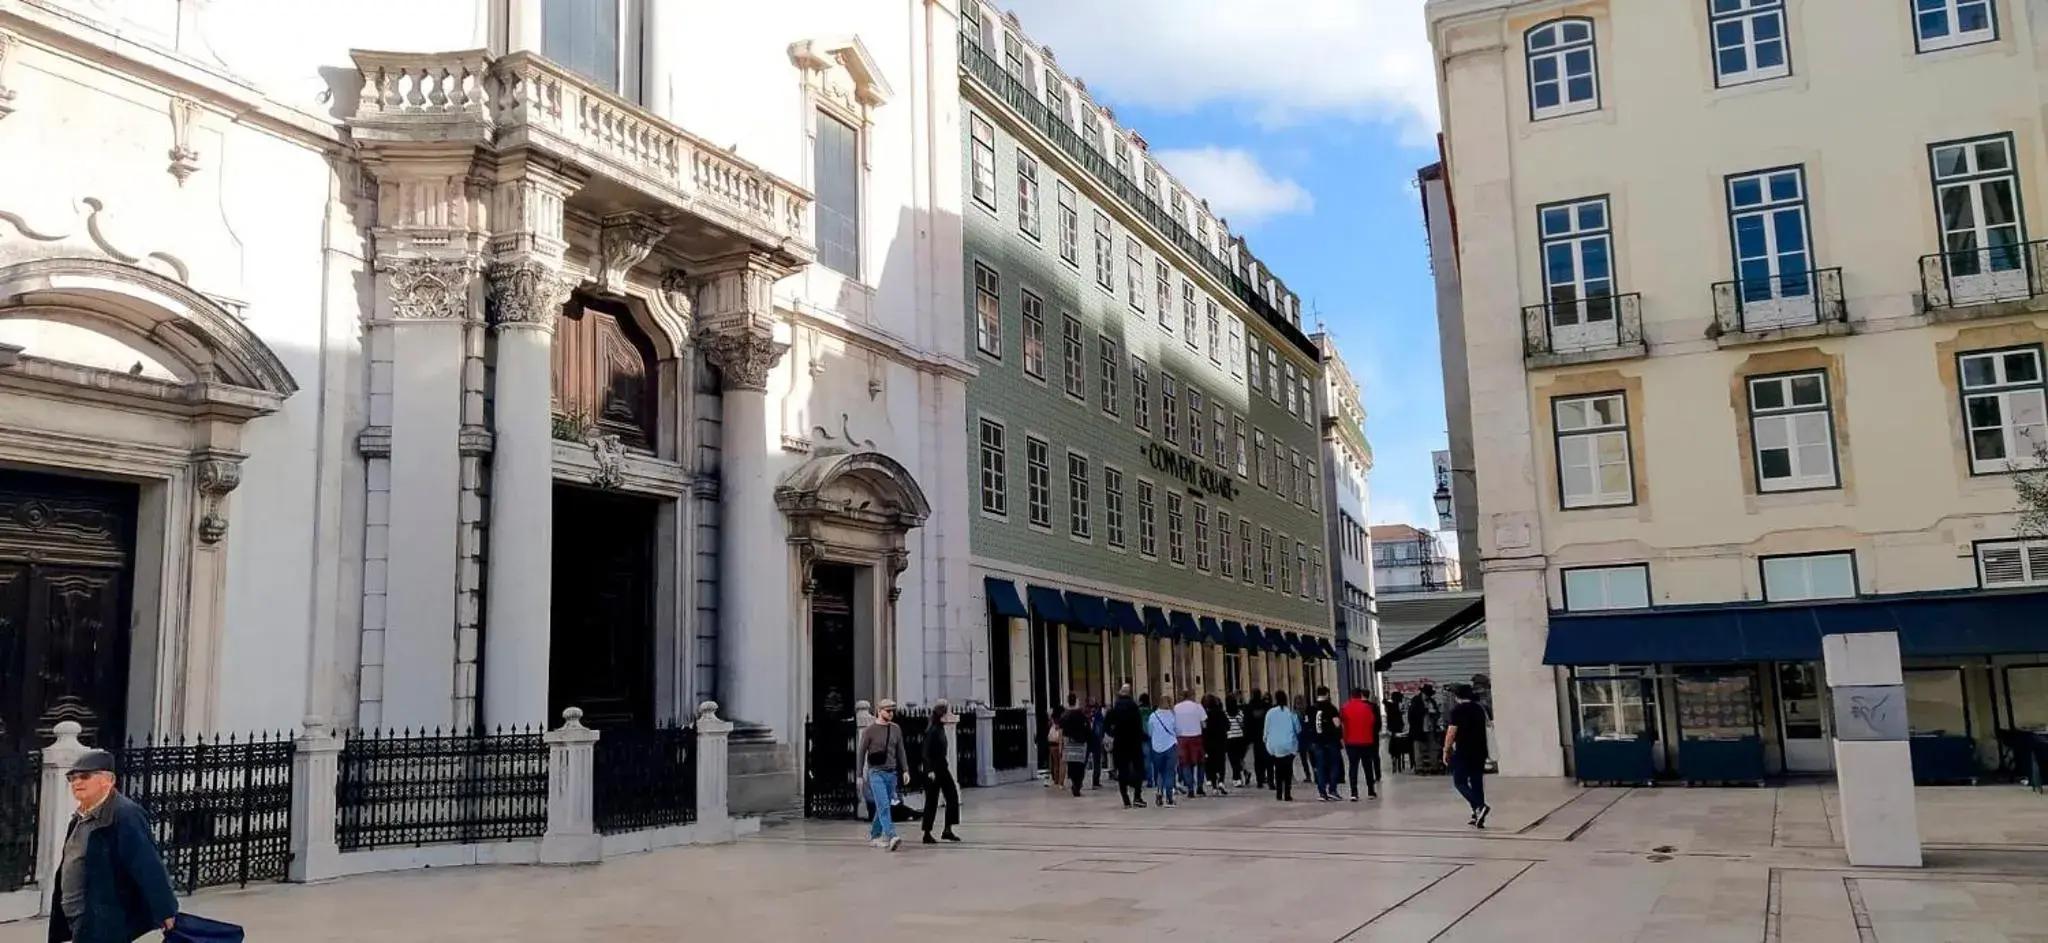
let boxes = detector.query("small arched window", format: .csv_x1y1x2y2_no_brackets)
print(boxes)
1525,18,1600,120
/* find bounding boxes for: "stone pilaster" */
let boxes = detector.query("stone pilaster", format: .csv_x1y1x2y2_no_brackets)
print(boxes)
541,707,602,864
288,721,342,882
693,701,734,836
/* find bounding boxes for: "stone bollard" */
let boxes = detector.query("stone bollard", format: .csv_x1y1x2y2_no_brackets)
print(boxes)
540,707,601,864
289,718,343,882
35,721,91,916
694,701,733,838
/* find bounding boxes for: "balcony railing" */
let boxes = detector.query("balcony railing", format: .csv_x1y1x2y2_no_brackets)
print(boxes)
1522,293,1644,359
349,49,811,252
958,35,1317,359
1711,267,1845,335
1920,240,2048,310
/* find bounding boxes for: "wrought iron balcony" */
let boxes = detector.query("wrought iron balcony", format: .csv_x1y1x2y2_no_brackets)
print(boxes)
1522,292,1644,362
1919,239,2048,312
1710,267,1846,337
349,49,812,256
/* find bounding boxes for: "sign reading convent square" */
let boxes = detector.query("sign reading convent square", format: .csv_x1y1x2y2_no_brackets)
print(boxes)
1141,442,1239,502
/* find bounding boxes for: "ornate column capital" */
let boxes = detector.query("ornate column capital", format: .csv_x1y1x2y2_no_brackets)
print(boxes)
697,327,789,393
596,212,672,296
486,260,576,331
380,256,481,322
691,249,798,338
192,450,246,545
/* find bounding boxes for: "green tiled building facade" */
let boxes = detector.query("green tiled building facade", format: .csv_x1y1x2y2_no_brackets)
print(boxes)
958,8,1336,720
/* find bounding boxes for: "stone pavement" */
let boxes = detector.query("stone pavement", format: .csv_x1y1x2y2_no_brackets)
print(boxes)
4,773,2047,941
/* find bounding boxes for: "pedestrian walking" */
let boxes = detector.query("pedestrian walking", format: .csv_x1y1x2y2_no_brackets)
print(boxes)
1224,694,1250,788
1384,691,1409,773
1048,703,1065,790
47,749,178,943
920,701,963,844
1304,687,1345,801
1088,700,1107,790
858,699,908,850
1341,687,1381,800
1443,684,1492,828
1263,691,1299,802
1295,694,1315,783
1409,683,1439,772
1171,691,1207,798
1145,697,1181,806
1246,690,1272,788
1106,684,1147,808
1136,693,1156,788
1059,694,1092,797
1201,694,1230,795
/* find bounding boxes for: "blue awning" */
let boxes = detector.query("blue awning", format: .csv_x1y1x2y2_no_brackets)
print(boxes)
984,578,1029,619
1241,624,1265,651
1264,627,1288,652
1198,616,1223,644
1027,585,1071,624
1543,589,2048,666
1222,621,1248,649
1170,611,1200,642
1322,638,1340,659
1143,605,1172,638
1283,632,1303,656
1065,591,1113,631
1108,599,1146,635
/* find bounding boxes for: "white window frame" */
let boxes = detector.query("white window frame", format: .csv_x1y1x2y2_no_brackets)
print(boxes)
1931,134,2027,305
1212,405,1227,469
1092,212,1115,291
1188,389,1206,459
1206,300,1222,363
1538,196,1618,351
1710,0,1791,86
1253,431,1268,488
1285,363,1299,416
1278,532,1292,595
1056,181,1079,266
1748,371,1837,492
1181,279,1199,342
1126,236,1145,313
974,262,1001,359
1554,392,1634,508
1228,320,1244,378
1239,519,1255,583
1295,541,1309,597
1025,435,1053,529
1137,478,1158,558
1132,356,1152,434
1913,0,1997,53
1726,167,1815,328
1561,564,1650,612
1265,348,1280,402
1099,335,1120,417
1194,501,1212,572
1104,465,1127,549
1016,150,1041,241
1233,417,1248,477
1061,314,1086,401
1162,373,1180,446
1218,510,1234,578
1525,17,1600,120
1248,336,1263,391
1067,451,1092,540
1260,527,1275,589
1167,493,1186,567
1960,345,2048,473
1761,552,1858,602
1159,262,1177,331
969,114,997,211
977,417,1007,516
1976,538,2048,587
1020,289,1044,380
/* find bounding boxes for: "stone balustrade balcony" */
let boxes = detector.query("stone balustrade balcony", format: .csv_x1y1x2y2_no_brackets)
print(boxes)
347,48,814,268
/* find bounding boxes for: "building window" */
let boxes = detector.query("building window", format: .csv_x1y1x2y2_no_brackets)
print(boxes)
1561,564,1650,611
961,0,982,45
1206,301,1222,363
1020,290,1044,379
974,262,1001,358
1025,436,1052,528
1260,528,1275,589
1239,519,1255,583
1295,541,1310,596
1525,18,1599,120
1093,212,1115,290
1248,336,1263,391
1194,502,1212,571
1961,346,2047,473
978,418,1007,515
1163,373,1180,445
1138,479,1158,557
1290,449,1304,505
1126,237,1144,312
1104,467,1127,549
1099,336,1120,417
1265,348,1280,401
1218,510,1234,577
1133,357,1152,433
1016,151,1041,240
1143,162,1161,206
1212,406,1227,468
1228,321,1243,377
1285,363,1300,416
1254,431,1268,487
1062,315,1086,401
1113,137,1132,179
814,111,861,277
1170,189,1188,228
1747,371,1837,491
1308,466,1321,512
1233,418,1248,477
1538,196,1616,348
542,0,625,93
1761,552,1857,601
1554,392,1633,508
969,114,997,211
1311,549,1325,602
1710,1,1790,86
1726,167,1812,317
1189,390,1206,458
1044,70,1067,119
1167,493,1186,566
1977,538,2048,587
1068,452,1092,539
1181,280,1199,340
1057,182,1079,265
1278,533,1292,594
1002,30,1026,78
1914,0,1996,52
1298,375,1315,425
1931,135,2024,300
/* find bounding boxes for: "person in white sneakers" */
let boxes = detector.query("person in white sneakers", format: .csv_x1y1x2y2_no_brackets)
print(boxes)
858,699,907,850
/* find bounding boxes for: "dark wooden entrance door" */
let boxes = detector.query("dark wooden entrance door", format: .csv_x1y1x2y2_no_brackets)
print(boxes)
549,484,658,730
0,468,138,754
809,563,856,720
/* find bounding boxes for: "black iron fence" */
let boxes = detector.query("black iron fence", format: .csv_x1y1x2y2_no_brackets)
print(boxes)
804,715,859,820
992,707,1029,771
118,733,295,893
336,728,548,851
592,723,697,835
954,714,980,787
0,751,37,894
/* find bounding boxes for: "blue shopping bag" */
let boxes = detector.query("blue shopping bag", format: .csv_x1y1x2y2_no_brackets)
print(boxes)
165,912,244,943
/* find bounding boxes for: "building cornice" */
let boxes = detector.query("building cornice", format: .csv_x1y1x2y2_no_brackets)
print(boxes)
787,301,978,382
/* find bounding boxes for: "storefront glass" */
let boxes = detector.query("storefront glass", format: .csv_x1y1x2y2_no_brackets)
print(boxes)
2008,665,2048,731
1905,667,1968,736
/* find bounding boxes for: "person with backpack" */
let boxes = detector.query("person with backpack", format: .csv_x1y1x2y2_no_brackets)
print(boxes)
857,699,907,851
1303,686,1345,801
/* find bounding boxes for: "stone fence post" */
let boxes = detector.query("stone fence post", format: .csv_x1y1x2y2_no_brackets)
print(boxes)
289,719,343,882
972,706,996,788
694,701,733,838
540,707,601,864
34,722,89,916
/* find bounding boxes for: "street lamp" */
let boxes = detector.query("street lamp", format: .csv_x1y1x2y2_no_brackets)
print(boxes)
1432,480,1452,521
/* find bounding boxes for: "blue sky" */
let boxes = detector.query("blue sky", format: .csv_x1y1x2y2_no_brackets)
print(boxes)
1006,0,1449,532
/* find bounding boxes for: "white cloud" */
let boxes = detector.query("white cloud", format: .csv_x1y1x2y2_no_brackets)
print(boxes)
1005,0,1438,138
1152,147,1313,227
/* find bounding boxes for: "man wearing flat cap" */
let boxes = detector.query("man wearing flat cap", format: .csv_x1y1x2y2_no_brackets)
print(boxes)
48,749,177,943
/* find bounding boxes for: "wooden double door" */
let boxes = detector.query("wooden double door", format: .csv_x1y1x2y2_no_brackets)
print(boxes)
549,483,659,730
0,468,138,755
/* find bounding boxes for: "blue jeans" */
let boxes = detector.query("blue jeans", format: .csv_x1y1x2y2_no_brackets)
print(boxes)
1450,753,1487,813
1313,743,1343,795
1148,748,1178,799
867,769,900,840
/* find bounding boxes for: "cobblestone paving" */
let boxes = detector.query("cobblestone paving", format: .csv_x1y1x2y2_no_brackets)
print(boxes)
4,774,2046,941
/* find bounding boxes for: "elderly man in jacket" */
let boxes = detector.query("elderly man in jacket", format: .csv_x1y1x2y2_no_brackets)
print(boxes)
49,749,177,943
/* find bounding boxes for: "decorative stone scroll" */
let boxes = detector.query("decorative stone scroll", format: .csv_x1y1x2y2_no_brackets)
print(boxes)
192,452,244,544
0,30,19,121
382,256,478,321
486,260,575,330
596,212,671,296
697,328,788,393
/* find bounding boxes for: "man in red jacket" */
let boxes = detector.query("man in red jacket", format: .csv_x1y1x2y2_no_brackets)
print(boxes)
1339,688,1381,801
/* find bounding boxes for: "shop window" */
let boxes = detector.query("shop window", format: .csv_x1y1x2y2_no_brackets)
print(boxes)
1905,668,1969,736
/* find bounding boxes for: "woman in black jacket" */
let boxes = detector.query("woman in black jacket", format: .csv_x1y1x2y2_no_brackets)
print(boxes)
1245,690,1272,788
1201,694,1230,795
920,701,962,844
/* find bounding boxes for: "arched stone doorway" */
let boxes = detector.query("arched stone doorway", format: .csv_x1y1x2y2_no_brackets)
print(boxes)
0,257,295,746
